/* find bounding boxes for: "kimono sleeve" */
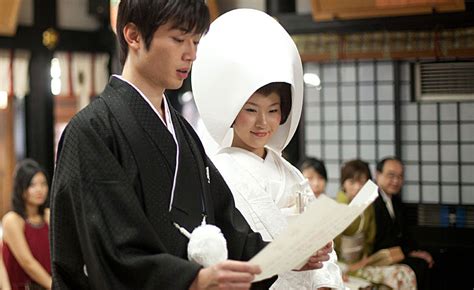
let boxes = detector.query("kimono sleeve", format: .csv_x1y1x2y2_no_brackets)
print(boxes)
364,205,377,256
205,158,277,289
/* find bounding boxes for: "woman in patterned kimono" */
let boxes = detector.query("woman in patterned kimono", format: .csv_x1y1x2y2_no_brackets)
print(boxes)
192,9,344,290
334,159,417,290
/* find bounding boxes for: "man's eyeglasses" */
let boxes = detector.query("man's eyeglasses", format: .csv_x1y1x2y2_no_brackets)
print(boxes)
385,173,403,181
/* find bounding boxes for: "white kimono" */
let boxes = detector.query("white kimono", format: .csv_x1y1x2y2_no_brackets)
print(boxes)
213,147,343,289
191,8,344,289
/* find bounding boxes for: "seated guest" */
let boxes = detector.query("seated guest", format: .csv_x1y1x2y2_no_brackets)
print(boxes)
335,159,416,290
375,157,434,290
334,160,376,266
299,157,328,198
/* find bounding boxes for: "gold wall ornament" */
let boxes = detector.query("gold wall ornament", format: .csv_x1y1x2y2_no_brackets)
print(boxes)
42,28,59,50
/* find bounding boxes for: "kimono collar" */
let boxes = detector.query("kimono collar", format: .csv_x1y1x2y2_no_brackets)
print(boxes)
112,75,175,134
192,8,304,153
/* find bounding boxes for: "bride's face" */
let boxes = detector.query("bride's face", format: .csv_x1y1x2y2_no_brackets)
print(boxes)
231,92,281,158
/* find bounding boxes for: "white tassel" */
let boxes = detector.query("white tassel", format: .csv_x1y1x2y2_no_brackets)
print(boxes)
175,216,228,267
173,222,191,239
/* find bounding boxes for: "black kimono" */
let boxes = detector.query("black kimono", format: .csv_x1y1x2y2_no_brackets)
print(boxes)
373,191,430,290
50,77,274,289
373,193,412,254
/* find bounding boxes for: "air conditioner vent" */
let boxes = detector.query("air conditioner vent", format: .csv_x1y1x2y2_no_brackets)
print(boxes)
415,61,474,102
417,205,474,229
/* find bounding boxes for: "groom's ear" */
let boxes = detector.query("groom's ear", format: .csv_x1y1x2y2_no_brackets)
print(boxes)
123,23,142,51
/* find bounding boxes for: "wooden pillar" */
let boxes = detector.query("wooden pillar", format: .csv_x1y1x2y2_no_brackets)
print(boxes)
26,50,54,182
0,48,15,216
25,0,56,181
0,89,15,216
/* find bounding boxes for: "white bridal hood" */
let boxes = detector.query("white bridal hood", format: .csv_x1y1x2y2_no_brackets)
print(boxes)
191,8,303,153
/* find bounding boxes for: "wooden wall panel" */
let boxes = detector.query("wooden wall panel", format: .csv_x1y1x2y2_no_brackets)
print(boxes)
0,0,22,36
208,0,220,22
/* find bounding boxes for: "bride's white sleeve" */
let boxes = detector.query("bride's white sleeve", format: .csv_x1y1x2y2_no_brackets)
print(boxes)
311,241,345,289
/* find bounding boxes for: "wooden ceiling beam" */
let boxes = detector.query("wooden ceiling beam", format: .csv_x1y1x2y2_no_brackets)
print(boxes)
311,0,465,21
275,3,474,35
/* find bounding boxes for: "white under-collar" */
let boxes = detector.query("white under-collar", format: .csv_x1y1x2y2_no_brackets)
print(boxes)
112,75,179,212
380,188,395,219
380,188,391,202
112,75,174,132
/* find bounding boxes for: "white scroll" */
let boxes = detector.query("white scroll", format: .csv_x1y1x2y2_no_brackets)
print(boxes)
251,180,379,282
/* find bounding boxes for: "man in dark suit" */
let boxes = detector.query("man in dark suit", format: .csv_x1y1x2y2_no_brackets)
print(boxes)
50,1,330,289
374,157,434,290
